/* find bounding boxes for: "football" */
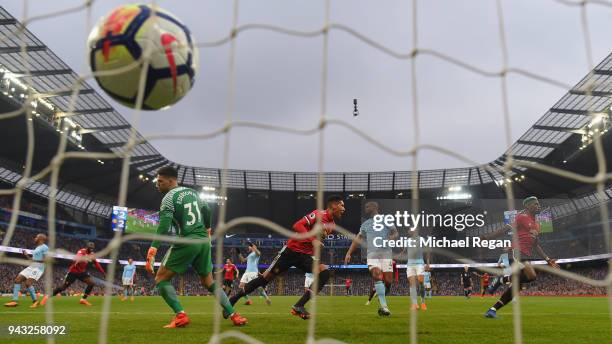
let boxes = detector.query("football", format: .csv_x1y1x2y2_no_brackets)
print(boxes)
87,4,198,110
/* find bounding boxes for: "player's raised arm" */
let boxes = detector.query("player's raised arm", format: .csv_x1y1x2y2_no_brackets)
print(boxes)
146,210,172,274
344,233,363,265
151,208,173,249
147,173,176,274
534,238,559,269
346,213,372,266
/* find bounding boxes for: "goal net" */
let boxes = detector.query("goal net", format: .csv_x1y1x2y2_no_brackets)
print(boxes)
0,1,610,344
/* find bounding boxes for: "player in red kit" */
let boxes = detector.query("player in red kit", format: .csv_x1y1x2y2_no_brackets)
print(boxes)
40,242,105,307
229,195,345,320
473,272,490,297
482,197,560,318
481,273,490,297
222,259,239,296
345,278,353,296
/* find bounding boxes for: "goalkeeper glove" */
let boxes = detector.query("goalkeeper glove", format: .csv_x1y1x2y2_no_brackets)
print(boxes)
146,247,157,275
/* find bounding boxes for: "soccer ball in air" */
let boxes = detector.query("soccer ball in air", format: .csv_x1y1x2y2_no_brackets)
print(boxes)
87,4,198,110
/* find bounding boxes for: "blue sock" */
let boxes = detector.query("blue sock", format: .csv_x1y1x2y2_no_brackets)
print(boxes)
410,284,417,305
12,284,21,301
375,281,387,308
258,287,269,299
124,289,128,298
28,286,37,301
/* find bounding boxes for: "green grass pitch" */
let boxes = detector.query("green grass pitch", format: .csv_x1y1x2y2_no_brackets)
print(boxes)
1,295,610,343
125,216,158,234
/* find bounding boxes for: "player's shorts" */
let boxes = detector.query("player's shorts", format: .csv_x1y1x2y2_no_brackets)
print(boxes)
367,258,393,272
462,279,472,288
160,236,212,276
424,282,431,289
304,276,314,288
64,271,91,284
266,246,318,275
406,264,425,277
19,264,44,281
240,271,259,284
224,279,234,288
122,278,134,286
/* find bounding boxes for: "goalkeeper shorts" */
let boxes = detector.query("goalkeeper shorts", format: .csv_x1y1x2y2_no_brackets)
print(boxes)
161,240,212,276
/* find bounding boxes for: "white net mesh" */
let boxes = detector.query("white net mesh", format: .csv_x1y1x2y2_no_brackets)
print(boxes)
0,0,610,343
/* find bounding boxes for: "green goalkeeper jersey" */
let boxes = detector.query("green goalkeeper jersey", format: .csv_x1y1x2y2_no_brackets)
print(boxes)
151,186,212,248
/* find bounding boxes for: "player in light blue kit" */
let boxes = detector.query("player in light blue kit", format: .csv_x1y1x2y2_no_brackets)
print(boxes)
498,252,511,274
423,270,433,298
4,233,48,308
121,258,137,301
487,250,511,294
346,201,398,317
405,230,430,311
238,243,271,305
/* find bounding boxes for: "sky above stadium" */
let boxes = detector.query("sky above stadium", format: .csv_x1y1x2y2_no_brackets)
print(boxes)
3,0,612,172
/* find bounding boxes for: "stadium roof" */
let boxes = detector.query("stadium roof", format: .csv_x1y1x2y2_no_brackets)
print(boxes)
0,7,168,161
498,58,612,162
0,6,611,195
0,162,111,217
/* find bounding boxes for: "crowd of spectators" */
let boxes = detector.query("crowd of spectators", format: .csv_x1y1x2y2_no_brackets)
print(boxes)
1,248,608,297
1,196,610,298
1,222,369,266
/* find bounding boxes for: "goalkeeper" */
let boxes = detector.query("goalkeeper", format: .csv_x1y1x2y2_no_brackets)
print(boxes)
145,166,247,328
